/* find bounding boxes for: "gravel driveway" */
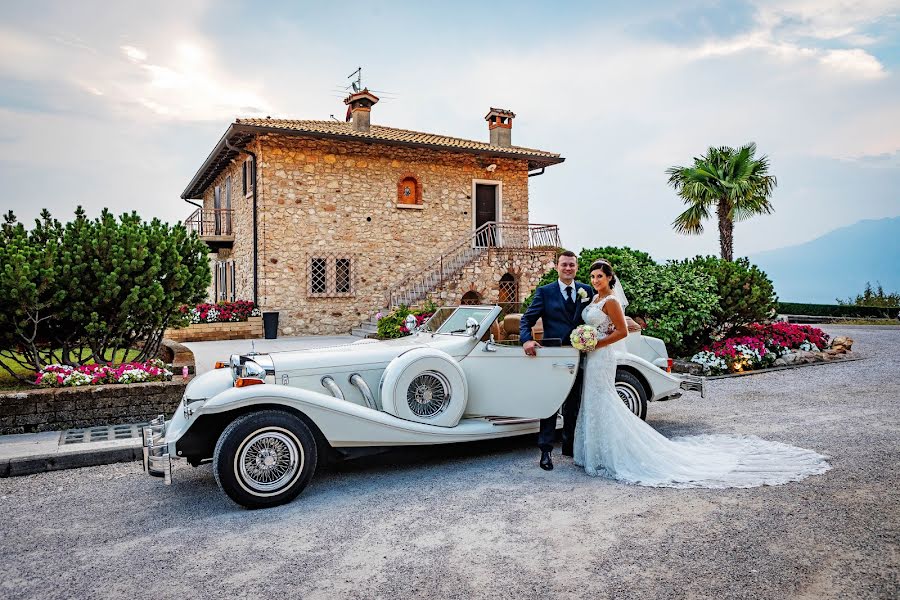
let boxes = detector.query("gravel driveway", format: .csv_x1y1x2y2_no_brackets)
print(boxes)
1,325,897,599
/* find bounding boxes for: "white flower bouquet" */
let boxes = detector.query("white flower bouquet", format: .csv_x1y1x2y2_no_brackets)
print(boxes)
570,324,600,351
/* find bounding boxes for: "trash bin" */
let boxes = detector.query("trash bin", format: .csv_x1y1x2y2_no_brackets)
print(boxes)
262,311,279,339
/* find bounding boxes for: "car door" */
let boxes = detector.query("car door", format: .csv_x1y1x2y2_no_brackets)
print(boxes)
460,341,579,418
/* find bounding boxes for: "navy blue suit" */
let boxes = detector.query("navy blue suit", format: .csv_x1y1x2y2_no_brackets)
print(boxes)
520,281,595,452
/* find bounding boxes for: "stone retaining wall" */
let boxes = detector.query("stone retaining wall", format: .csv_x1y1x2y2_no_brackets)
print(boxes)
0,380,187,434
164,316,262,342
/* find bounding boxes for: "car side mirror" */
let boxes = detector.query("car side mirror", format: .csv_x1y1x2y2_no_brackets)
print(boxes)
465,316,479,337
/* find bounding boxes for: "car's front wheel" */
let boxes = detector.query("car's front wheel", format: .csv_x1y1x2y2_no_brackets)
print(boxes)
615,369,648,420
213,410,317,509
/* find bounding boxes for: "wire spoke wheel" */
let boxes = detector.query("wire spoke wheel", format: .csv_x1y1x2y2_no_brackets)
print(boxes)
407,371,452,418
237,429,301,493
616,383,641,416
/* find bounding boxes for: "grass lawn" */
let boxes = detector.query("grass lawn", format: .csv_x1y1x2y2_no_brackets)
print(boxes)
0,348,143,391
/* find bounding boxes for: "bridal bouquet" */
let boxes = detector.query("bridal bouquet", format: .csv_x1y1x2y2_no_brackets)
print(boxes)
570,324,600,351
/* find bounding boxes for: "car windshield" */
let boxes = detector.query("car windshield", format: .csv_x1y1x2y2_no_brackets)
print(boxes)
425,307,494,335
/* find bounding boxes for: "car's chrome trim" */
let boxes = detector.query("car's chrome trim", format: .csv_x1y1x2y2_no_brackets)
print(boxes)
142,414,173,485
321,376,345,400
678,375,706,398
348,373,377,410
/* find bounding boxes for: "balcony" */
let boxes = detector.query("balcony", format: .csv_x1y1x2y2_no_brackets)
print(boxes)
185,209,234,250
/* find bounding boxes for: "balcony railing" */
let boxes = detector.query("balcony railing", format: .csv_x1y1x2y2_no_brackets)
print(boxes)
185,209,234,240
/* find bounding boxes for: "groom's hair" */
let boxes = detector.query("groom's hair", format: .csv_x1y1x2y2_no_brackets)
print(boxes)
556,250,577,263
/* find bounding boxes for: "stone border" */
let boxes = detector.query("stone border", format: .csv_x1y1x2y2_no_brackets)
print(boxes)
0,379,187,435
703,355,867,380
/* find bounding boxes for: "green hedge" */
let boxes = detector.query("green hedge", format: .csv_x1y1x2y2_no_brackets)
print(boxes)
777,302,896,318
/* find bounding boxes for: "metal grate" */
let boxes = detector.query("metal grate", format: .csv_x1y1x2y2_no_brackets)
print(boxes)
307,254,355,298
335,258,351,293
310,257,327,294
60,423,147,445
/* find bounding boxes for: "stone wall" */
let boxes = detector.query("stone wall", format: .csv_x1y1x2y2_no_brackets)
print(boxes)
164,317,263,342
434,249,557,306
0,381,187,434
201,134,540,336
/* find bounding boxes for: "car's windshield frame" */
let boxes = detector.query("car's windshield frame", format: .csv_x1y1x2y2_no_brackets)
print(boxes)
423,306,499,337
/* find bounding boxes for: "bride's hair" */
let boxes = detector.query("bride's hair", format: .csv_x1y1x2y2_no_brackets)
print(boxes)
589,260,617,289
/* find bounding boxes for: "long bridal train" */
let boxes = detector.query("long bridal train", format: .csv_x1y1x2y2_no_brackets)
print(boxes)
575,297,830,488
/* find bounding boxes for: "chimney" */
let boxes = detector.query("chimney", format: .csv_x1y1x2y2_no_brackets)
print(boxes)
485,107,515,147
344,89,379,133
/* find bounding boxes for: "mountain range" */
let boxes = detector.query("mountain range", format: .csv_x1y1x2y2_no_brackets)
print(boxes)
750,216,900,304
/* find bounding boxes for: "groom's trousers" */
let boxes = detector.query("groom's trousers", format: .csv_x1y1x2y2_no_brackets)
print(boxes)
537,364,584,452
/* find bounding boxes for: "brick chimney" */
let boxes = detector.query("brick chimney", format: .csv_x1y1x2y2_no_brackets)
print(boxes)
485,107,515,147
344,89,379,133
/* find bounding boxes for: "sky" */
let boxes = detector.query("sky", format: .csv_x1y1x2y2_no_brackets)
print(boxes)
0,0,898,263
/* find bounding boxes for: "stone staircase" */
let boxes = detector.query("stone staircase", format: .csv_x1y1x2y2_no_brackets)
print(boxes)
349,222,561,338
349,224,496,338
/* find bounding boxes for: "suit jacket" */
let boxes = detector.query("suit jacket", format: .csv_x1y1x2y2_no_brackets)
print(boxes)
520,281,595,346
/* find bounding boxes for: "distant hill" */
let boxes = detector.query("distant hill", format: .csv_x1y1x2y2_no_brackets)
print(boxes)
750,216,900,304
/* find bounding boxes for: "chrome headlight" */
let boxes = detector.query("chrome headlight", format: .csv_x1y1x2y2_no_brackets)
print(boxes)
244,360,266,379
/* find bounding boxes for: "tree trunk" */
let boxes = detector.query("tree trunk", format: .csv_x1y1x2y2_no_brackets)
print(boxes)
717,200,734,261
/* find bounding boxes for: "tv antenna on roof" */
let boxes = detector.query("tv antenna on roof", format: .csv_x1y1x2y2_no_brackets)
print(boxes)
348,66,362,93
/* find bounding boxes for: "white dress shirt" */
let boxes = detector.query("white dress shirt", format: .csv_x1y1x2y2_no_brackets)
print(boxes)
557,279,577,302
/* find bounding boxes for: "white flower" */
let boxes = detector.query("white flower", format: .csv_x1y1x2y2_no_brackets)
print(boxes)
577,288,588,299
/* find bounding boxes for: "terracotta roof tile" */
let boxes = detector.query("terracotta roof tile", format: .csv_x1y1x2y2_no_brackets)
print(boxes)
182,118,563,199
234,118,561,160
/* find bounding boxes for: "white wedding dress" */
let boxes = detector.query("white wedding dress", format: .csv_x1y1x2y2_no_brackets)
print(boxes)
573,296,831,488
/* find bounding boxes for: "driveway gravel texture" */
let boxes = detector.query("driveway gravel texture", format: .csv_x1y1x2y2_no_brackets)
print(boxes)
1,325,897,599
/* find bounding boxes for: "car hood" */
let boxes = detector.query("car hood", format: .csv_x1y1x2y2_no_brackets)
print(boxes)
264,333,476,374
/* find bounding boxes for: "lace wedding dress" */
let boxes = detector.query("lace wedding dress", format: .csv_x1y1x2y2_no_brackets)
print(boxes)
573,296,831,488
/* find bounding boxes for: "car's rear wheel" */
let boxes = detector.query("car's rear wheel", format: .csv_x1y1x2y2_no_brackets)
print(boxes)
615,369,648,420
213,410,317,509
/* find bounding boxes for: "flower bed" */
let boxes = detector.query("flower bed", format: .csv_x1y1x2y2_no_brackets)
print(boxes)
35,359,173,387
690,323,831,375
179,300,260,324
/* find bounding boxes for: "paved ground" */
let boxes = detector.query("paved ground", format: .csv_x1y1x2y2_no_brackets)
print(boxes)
0,325,897,599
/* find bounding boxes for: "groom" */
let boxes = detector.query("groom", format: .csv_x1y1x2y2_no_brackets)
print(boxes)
520,250,594,471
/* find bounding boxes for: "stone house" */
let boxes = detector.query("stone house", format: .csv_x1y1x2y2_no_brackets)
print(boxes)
181,91,565,336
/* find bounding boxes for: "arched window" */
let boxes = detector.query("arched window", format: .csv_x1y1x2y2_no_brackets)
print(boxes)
397,174,422,205
461,291,482,305
498,273,517,304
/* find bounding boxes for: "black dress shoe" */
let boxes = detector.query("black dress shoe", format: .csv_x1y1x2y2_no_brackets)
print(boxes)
540,450,554,471
561,444,573,457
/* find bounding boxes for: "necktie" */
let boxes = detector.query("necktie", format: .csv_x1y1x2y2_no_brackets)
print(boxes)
565,286,575,311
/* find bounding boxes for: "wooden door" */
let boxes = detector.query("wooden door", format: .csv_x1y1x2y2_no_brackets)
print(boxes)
474,184,497,246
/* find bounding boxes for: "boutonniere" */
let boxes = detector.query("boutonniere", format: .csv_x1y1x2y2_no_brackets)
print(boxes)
577,288,589,303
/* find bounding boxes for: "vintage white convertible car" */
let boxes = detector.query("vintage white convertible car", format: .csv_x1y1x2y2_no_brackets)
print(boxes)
143,305,704,508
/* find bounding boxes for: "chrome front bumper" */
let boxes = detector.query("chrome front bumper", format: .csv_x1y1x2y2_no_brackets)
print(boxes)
678,374,707,398
142,414,173,485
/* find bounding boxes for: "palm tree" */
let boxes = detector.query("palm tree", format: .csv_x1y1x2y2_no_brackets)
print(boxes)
667,143,777,261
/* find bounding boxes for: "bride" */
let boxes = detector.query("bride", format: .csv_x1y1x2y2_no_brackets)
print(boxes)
573,259,830,488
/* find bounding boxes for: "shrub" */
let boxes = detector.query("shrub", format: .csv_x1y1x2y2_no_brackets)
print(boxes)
778,302,895,319
837,281,900,308
0,207,210,382
676,256,777,349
